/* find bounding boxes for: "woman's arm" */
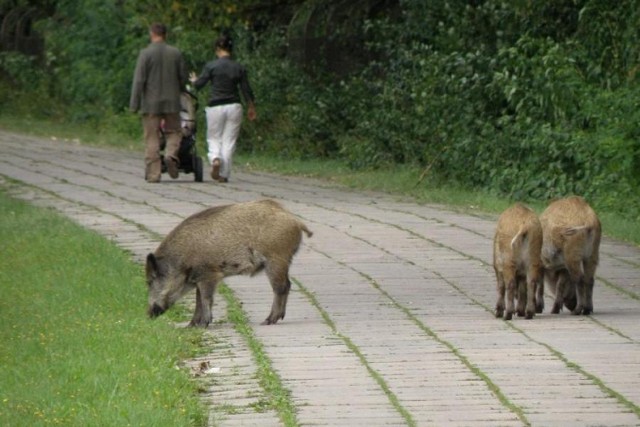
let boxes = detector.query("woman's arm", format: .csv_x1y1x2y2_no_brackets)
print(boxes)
189,64,210,90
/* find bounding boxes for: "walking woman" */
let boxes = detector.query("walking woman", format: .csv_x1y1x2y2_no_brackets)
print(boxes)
190,34,256,183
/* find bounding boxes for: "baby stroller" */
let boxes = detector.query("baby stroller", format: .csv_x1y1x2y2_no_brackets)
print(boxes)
160,89,204,182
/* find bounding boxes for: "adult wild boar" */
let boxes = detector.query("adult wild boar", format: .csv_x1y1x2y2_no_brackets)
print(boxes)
493,203,544,320
539,196,601,315
145,199,312,327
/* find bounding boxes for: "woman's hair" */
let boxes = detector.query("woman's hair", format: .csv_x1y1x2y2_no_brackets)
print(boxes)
214,34,233,53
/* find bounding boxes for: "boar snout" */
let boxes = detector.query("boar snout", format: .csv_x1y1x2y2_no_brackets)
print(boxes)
148,303,166,318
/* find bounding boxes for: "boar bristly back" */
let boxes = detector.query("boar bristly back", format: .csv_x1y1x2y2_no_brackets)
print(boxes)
145,199,312,327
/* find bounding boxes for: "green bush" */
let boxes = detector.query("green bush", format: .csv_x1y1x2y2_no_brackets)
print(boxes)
0,52,58,117
40,0,134,120
237,29,348,159
2,0,639,219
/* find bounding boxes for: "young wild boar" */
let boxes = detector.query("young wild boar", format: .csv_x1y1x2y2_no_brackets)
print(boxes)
145,199,312,327
493,203,544,320
539,196,601,315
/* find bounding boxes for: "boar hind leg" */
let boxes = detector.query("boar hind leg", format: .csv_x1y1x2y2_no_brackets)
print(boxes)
551,271,568,314
582,260,597,315
494,272,506,319
189,271,221,328
526,267,542,318
262,262,291,325
504,275,517,321
567,263,585,315
535,277,544,314
515,277,526,317
521,275,537,319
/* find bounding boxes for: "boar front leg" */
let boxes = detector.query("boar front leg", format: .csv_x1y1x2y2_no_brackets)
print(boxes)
262,261,291,325
191,287,204,326
189,271,221,328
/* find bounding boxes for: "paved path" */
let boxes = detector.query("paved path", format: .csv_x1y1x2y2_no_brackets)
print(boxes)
1,130,640,427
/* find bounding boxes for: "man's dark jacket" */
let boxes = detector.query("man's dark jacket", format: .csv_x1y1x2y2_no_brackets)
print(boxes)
130,41,186,114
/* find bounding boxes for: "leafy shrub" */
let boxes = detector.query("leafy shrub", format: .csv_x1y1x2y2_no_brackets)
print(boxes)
237,28,349,159
0,51,58,117
41,0,133,120
1,0,639,219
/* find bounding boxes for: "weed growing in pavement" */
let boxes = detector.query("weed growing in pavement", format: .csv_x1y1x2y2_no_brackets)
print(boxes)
291,277,418,427
293,239,530,426
218,284,299,426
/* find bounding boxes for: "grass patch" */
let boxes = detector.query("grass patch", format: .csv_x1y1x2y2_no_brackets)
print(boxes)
0,112,141,151
0,192,206,426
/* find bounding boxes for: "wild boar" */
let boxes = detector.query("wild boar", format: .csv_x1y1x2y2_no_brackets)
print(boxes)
539,196,601,315
145,199,312,327
493,203,544,320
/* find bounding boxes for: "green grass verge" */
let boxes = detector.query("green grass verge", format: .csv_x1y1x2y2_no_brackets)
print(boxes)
0,192,206,426
235,153,640,247
0,113,141,151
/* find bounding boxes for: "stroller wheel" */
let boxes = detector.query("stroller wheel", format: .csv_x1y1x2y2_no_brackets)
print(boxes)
193,155,203,182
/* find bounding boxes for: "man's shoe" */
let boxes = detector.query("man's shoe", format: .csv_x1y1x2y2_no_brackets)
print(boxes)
210,158,221,180
218,177,228,183
166,157,179,179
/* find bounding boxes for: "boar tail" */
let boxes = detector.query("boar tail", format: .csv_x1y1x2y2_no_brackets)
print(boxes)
510,226,527,250
563,225,587,236
584,226,598,247
301,223,313,238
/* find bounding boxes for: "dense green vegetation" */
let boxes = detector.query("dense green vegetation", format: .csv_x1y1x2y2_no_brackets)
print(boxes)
1,0,639,219
0,191,206,426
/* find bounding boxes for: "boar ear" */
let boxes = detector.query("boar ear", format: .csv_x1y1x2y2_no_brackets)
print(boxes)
146,253,160,278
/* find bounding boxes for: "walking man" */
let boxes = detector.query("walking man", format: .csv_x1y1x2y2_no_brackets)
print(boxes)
130,22,186,182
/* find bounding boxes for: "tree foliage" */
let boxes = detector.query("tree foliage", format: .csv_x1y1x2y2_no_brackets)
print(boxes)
1,0,639,218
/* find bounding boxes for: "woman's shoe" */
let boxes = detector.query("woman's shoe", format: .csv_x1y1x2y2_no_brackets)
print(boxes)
210,158,221,180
